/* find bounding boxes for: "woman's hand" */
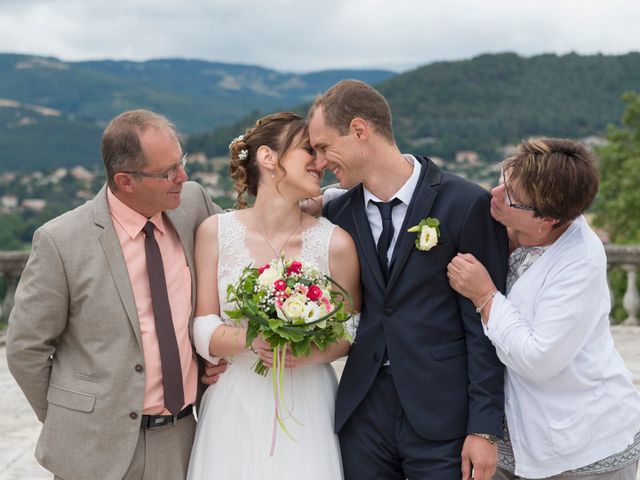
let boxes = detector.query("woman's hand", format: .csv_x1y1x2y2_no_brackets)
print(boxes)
447,253,496,307
251,334,272,359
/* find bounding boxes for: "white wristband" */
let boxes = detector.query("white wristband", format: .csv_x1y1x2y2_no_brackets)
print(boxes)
193,314,224,364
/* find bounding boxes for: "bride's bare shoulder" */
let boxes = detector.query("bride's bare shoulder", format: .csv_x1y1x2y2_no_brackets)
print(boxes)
328,225,357,257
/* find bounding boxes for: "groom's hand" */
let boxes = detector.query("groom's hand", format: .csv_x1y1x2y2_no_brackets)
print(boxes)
300,196,323,217
461,434,497,480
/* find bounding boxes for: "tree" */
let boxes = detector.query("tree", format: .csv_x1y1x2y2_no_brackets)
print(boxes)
593,92,640,243
593,92,640,323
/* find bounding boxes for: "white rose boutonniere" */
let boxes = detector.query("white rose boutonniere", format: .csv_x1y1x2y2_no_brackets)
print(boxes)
407,217,440,251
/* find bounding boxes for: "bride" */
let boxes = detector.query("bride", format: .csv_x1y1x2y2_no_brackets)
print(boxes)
187,112,361,479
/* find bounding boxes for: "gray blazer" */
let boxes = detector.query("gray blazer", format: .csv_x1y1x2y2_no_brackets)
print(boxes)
6,181,221,480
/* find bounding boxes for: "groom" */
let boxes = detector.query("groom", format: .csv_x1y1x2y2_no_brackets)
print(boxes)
309,80,508,479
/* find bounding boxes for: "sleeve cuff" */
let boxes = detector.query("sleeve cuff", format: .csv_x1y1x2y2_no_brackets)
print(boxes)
346,313,360,342
322,187,347,205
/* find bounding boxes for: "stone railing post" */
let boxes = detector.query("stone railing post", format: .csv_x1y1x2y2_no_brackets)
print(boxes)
0,251,30,321
622,264,639,326
604,245,640,324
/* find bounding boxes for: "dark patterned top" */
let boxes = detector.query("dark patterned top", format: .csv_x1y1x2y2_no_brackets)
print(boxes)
498,246,640,475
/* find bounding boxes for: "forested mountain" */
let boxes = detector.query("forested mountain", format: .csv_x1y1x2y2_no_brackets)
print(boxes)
0,54,394,170
1,52,639,171
185,52,640,161
380,52,640,160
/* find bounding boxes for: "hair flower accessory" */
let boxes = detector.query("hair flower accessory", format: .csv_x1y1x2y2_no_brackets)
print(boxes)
229,134,245,149
238,149,249,161
407,217,440,251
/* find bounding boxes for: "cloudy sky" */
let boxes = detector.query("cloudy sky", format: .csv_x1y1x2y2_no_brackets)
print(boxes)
1,0,639,73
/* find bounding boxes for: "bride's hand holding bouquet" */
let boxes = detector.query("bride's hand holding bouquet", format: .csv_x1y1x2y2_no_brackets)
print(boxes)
225,255,354,376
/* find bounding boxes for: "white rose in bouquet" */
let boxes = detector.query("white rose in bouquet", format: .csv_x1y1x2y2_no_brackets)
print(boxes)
279,294,307,321
258,263,283,286
303,302,324,326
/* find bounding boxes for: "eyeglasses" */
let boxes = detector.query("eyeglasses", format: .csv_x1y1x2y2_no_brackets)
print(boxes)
123,153,187,182
499,169,535,212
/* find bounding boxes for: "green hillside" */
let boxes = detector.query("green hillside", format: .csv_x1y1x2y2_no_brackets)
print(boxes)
0,105,103,170
2,52,640,171
379,52,640,160
0,54,394,170
185,52,640,162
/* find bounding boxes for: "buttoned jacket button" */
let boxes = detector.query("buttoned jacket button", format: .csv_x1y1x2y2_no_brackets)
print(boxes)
373,352,381,362
135,364,144,372
129,412,138,420
384,307,393,316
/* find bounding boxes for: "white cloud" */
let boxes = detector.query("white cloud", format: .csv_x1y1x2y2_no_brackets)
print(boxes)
0,0,639,72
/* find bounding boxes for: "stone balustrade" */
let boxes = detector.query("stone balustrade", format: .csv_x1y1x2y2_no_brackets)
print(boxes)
605,245,640,325
0,251,29,321
1,246,639,322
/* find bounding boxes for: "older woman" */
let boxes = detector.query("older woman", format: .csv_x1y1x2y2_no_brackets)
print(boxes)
447,138,640,479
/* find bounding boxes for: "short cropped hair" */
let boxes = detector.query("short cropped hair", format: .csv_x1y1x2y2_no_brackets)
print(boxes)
504,138,599,227
101,109,176,190
309,80,395,143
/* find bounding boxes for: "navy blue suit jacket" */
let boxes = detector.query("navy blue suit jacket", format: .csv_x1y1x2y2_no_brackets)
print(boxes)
324,156,508,440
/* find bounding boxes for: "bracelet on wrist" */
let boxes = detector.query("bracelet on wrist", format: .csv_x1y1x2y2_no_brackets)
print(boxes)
475,291,496,314
470,432,499,444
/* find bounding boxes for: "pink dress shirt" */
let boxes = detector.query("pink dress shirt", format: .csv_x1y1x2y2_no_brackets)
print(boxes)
107,189,197,415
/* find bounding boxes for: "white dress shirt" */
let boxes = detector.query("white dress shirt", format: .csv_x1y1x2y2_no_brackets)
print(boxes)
363,155,421,264
323,154,421,264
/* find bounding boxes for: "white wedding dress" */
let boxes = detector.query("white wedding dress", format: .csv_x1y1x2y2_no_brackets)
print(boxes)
187,211,344,480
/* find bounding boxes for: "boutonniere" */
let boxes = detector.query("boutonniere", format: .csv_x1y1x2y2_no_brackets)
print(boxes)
407,217,440,251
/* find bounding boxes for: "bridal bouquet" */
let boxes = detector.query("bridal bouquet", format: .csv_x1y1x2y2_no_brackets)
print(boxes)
225,256,353,450
225,256,353,374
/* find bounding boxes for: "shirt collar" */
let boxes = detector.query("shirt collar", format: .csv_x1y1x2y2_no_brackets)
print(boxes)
107,188,166,239
363,154,421,206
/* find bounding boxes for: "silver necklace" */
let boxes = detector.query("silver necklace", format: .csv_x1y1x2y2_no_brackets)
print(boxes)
251,208,303,258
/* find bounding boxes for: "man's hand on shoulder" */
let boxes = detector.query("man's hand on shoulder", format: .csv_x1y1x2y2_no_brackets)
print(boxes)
461,434,498,480
300,196,324,217
200,358,228,385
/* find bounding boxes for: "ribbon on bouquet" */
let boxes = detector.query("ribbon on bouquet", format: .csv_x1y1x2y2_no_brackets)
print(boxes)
269,344,302,456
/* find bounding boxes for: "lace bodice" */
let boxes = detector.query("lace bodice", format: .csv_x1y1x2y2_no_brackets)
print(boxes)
217,211,336,326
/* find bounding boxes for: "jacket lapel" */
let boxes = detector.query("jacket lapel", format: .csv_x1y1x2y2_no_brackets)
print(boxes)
351,185,387,291
387,156,441,292
93,186,143,349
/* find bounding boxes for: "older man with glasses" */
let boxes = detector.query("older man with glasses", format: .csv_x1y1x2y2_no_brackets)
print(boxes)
7,109,226,480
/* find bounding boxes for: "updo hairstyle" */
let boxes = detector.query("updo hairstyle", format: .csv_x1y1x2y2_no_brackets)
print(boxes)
229,112,307,209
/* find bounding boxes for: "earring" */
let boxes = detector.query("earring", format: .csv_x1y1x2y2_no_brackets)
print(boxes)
271,172,275,179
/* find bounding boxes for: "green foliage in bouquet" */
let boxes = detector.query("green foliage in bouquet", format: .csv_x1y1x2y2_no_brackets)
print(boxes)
224,257,353,376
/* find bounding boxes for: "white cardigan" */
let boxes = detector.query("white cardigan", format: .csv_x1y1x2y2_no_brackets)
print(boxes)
486,215,640,478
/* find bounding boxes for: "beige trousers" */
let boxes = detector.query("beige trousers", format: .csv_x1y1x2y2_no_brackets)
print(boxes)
54,414,196,480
